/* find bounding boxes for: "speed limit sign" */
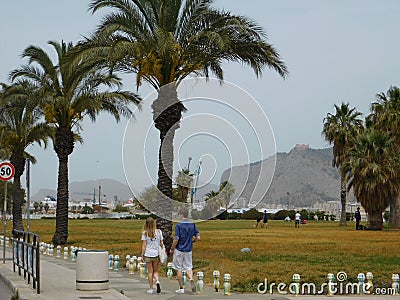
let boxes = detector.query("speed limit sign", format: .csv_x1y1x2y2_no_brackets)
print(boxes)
0,162,15,181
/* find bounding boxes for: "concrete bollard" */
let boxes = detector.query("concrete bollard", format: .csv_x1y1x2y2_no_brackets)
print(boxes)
109,254,114,270
182,270,186,287
137,256,142,272
129,257,135,274
213,270,220,292
392,274,399,295
139,261,146,279
0,236,3,246
224,274,231,295
76,250,109,291
293,274,301,295
357,273,365,294
114,255,120,271
365,272,373,294
197,271,204,293
327,273,334,296
125,255,130,269
132,256,137,271
64,247,68,259
56,245,61,257
71,246,76,261
167,262,173,279
5,237,9,247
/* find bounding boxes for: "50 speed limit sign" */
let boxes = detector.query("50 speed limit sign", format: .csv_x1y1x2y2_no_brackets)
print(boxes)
0,162,15,181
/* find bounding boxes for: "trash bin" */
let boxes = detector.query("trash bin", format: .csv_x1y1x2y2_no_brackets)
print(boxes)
76,250,109,290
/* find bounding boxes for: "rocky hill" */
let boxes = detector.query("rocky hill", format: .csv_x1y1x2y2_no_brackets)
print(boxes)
221,145,353,208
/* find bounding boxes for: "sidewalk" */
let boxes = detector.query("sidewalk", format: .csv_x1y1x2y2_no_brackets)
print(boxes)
0,247,399,300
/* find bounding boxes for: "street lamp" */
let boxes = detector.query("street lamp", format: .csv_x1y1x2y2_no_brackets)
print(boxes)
287,192,290,210
187,156,192,172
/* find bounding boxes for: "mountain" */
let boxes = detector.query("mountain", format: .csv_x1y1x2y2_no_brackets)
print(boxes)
221,145,353,208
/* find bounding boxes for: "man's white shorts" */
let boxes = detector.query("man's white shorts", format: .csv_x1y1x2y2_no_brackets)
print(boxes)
172,249,193,271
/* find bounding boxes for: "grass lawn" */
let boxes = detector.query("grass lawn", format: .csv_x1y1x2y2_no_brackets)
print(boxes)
12,218,400,293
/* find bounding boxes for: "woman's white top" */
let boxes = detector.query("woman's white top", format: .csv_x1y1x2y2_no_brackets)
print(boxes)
141,229,163,257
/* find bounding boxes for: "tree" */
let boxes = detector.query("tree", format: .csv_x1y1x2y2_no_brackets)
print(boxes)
84,0,288,249
218,181,235,215
322,102,363,226
0,81,49,232
10,41,140,245
341,128,400,230
369,86,400,228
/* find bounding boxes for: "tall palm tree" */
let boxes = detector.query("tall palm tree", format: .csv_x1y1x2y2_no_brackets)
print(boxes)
219,181,235,214
10,41,140,245
84,0,288,249
0,80,49,232
369,86,400,228
322,102,363,226
341,128,400,230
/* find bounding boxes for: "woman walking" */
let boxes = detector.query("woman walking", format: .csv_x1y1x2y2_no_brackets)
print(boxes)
141,217,163,294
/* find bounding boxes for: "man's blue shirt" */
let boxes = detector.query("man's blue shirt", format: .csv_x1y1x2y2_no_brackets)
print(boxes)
174,219,199,252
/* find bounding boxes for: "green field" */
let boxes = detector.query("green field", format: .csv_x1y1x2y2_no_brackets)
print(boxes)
12,219,400,293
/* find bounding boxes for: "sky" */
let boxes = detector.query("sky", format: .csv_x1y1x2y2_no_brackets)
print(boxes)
1,1,400,197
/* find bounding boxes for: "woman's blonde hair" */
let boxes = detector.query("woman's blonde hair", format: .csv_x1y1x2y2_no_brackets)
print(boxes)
142,217,156,238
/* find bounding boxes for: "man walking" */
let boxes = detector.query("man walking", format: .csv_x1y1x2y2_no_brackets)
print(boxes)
170,207,200,294
355,207,361,230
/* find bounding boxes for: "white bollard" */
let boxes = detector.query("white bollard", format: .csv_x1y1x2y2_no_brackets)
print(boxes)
136,256,142,272
327,273,334,296
125,255,131,269
114,255,120,271
64,247,68,259
197,271,204,293
223,274,231,295
167,262,173,279
392,274,399,295
56,245,61,257
132,256,137,271
213,270,220,292
357,273,365,294
71,246,76,261
139,261,146,279
5,237,9,247
293,274,301,295
128,257,135,274
366,272,373,294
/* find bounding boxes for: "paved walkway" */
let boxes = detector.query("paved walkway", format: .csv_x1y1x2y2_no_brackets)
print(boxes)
0,246,399,300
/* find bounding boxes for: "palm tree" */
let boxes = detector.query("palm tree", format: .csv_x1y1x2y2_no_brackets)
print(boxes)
84,0,288,249
322,102,363,225
219,181,235,214
0,81,50,232
341,128,400,230
205,189,221,214
10,41,140,245
369,86,400,228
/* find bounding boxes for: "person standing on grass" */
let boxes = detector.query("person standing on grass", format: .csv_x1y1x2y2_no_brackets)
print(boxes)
255,214,262,228
295,211,301,228
355,207,361,230
141,217,163,294
261,210,269,228
170,207,200,294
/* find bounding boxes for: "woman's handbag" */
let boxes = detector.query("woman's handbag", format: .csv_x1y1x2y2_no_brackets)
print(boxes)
159,244,167,264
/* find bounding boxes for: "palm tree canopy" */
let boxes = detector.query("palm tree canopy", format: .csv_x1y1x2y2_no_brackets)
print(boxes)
82,0,288,89
0,80,49,162
322,102,363,168
342,128,400,214
10,41,141,134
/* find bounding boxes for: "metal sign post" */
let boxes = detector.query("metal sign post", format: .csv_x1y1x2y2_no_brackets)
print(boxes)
0,161,15,264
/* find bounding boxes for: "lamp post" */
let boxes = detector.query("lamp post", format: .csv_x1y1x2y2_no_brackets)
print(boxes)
187,156,192,172
191,161,202,204
287,192,290,210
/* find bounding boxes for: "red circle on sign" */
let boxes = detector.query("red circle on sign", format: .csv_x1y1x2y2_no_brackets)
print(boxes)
0,162,15,181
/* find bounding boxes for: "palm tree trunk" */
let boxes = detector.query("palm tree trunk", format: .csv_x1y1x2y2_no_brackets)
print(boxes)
10,154,25,233
339,175,347,226
368,211,383,230
391,196,400,228
152,85,184,252
52,127,74,245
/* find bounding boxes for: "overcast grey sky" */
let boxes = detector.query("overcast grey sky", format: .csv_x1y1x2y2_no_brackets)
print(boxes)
1,1,399,196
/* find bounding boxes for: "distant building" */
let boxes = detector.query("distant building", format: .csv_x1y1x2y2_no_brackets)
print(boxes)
295,144,310,151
